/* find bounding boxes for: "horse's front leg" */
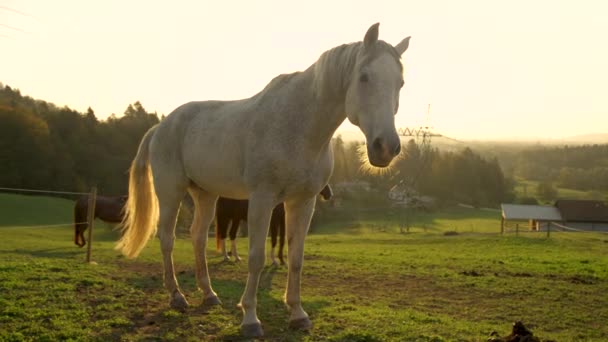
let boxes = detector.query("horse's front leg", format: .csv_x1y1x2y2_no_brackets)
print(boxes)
239,192,275,338
188,187,221,306
284,196,316,330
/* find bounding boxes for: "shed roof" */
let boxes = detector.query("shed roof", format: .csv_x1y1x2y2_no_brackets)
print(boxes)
501,204,562,221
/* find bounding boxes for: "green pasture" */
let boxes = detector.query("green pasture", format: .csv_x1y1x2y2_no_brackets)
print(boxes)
1,194,607,341
513,179,608,203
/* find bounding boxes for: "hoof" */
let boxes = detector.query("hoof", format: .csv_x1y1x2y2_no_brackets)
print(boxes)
170,294,189,311
222,256,230,262
241,322,264,338
289,317,312,331
202,295,222,306
234,256,242,262
271,260,279,267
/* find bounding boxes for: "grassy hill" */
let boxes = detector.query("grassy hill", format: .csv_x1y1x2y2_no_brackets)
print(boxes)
0,193,76,226
513,179,608,203
1,193,607,341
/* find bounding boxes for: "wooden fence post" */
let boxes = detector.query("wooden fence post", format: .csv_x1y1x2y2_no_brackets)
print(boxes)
86,187,97,263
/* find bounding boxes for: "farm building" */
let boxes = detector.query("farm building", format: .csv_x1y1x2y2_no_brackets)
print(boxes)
501,200,608,233
554,200,608,232
388,183,435,209
500,204,562,233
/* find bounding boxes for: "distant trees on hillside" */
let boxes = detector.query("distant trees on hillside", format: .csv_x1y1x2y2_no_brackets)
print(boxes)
1,83,515,208
0,84,159,195
330,136,514,208
513,145,608,192
536,181,558,201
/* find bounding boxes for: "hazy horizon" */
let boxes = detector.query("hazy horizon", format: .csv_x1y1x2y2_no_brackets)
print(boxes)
335,128,608,143
2,1,607,141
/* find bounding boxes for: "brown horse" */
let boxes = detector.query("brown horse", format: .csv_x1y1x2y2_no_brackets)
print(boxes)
215,184,333,265
74,195,126,247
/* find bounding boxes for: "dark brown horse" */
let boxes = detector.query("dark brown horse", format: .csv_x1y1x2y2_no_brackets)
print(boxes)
215,184,333,265
74,195,127,247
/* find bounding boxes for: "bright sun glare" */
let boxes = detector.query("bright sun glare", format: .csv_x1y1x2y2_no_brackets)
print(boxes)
357,143,405,176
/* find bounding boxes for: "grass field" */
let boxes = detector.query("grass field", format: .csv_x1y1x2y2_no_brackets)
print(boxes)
513,179,608,203
1,194,608,341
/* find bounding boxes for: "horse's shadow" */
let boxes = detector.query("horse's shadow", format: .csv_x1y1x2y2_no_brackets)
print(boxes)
113,262,330,340
1,247,82,259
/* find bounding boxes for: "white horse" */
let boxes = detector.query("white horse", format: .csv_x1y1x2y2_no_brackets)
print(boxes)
116,23,410,338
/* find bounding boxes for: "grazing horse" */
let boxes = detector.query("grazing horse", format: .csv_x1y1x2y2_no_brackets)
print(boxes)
216,184,333,264
116,23,410,337
74,195,126,247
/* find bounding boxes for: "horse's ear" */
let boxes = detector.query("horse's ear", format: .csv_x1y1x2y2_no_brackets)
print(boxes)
394,36,411,55
364,23,380,51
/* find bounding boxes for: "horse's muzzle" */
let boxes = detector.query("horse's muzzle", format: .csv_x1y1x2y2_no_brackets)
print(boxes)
368,135,401,167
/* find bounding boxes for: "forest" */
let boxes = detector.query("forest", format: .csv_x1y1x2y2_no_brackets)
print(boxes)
0,84,159,195
1,83,607,207
512,145,608,192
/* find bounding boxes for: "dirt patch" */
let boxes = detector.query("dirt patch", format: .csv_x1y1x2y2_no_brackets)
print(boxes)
501,271,600,285
566,274,599,285
461,270,483,277
301,267,494,314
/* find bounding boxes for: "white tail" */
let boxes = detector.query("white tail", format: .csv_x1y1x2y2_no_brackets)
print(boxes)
115,125,159,258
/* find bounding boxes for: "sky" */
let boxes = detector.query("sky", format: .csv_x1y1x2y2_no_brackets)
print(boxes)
1,0,607,141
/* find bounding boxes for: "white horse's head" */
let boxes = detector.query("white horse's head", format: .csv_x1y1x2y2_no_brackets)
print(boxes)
345,23,410,167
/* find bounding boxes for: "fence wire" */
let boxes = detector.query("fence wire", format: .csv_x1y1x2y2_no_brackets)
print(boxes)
0,186,89,196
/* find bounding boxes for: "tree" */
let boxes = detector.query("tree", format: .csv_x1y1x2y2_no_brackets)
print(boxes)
536,181,558,202
0,105,53,188
0,84,160,194
330,135,348,183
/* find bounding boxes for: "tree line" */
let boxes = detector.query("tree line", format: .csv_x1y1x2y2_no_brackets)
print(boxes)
512,144,608,193
0,84,159,195
330,136,514,208
1,83,515,208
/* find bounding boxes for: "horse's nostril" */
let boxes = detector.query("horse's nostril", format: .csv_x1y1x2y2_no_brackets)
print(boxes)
372,137,383,151
394,143,401,156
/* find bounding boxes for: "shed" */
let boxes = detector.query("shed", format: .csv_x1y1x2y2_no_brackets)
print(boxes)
500,204,562,233
554,200,608,231
555,200,608,222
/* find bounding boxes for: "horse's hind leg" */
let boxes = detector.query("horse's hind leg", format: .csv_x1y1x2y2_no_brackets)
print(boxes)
278,218,286,266
269,219,279,266
284,196,316,331
229,219,242,262
188,186,221,306
216,215,230,261
155,181,189,310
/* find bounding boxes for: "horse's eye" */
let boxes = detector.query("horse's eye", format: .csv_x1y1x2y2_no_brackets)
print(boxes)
359,73,369,83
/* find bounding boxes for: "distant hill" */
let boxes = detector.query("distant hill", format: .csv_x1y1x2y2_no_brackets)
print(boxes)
559,133,608,144
0,193,73,226
334,129,608,146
